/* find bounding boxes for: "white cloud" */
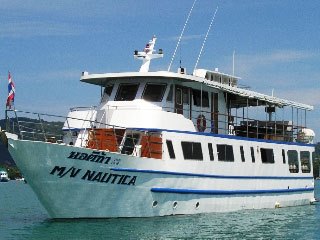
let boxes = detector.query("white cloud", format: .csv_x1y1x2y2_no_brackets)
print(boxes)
234,50,318,74
164,34,204,42
275,88,320,107
0,21,85,38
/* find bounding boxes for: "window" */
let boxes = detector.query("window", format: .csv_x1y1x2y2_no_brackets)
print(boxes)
250,147,255,163
115,84,139,101
101,85,114,102
176,88,182,105
104,85,113,96
193,89,209,107
282,149,286,164
300,151,311,173
142,83,166,102
260,148,274,164
208,143,214,161
240,146,245,162
183,88,189,104
121,133,140,155
166,140,175,159
217,144,234,162
181,142,203,160
288,150,299,173
166,85,173,102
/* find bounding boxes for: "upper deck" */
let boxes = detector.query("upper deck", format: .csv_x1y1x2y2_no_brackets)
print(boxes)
80,70,313,111
76,36,314,144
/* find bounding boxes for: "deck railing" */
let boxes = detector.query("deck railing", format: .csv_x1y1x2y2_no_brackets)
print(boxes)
4,105,308,146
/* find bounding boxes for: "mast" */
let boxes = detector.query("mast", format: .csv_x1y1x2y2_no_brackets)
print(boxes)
168,0,197,72
134,36,163,72
193,6,219,73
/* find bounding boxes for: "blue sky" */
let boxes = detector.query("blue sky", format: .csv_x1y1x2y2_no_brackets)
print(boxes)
1,0,319,141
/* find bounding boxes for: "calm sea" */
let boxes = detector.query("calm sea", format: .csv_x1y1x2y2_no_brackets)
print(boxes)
1,181,320,240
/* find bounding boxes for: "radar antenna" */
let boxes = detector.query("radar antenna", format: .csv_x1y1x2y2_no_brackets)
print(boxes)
134,36,163,72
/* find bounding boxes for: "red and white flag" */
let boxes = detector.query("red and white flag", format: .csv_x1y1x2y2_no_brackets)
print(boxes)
6,72,15,109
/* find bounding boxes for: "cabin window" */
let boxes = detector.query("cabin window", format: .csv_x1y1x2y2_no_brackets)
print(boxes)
208,143,214,161
288,150,299,173
181,142,203,160
217,144,234,162
183,88,189,104
115,83,139,101
250,147,255,163
121,133,140,155
176,88,183,105
104,85,114,96
240,146,245,162
193,89,209,107
300,151,311,173
142,83,167,102
260,148,274,164
282,149,286,164
101,85,114,102
166,140,176,159
166,85,173,102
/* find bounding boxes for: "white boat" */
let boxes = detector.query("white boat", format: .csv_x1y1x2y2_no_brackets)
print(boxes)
0,170,9,182
3,35,316,218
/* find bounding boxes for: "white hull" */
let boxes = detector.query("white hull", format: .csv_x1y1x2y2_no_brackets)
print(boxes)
8,137,314,218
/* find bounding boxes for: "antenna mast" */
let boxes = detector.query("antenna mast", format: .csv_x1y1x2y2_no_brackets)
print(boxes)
168,0,197,72
193,6,219,73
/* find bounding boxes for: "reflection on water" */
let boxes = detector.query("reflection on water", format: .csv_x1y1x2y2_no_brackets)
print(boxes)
24,206,320,240
1,181,320,240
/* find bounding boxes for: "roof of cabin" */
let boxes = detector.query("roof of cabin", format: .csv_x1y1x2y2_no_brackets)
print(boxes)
80,71,313,111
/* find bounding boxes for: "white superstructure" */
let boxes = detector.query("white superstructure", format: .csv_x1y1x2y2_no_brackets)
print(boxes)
4,36,316,218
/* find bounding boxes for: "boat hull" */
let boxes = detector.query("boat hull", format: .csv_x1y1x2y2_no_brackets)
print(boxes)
8,139,314,218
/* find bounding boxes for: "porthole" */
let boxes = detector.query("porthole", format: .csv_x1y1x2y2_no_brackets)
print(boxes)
195,202,200,209
152,201,158,208
173,201,178,209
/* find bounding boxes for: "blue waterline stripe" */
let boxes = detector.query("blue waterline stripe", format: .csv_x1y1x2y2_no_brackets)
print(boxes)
111,167,313,180
150,187,315,195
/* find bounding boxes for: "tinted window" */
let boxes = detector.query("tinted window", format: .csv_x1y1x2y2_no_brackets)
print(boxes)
183,88,189,104
101,85,114,102
260,148,274,163
142,83,166,102
193,89,209,107
282,149,286,164
104,85,113,96
121,133,140,155
288,150,299,173
166,140,175,159
300,151,311,173
240,146,245,162
181,142,203,160
217,144,234,162
208,143,214,161
115,84,139,101
250,147,255,163
166,85,173,102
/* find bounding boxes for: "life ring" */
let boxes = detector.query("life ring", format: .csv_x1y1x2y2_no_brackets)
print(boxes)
197,114,206,132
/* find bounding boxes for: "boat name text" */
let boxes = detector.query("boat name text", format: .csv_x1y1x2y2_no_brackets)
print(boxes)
50,165,136,185
67,151,121,165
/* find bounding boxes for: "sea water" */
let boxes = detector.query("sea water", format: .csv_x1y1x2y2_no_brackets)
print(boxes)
1,181,320,240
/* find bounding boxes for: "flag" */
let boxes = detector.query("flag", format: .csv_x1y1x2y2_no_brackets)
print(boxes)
6,72,15,109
